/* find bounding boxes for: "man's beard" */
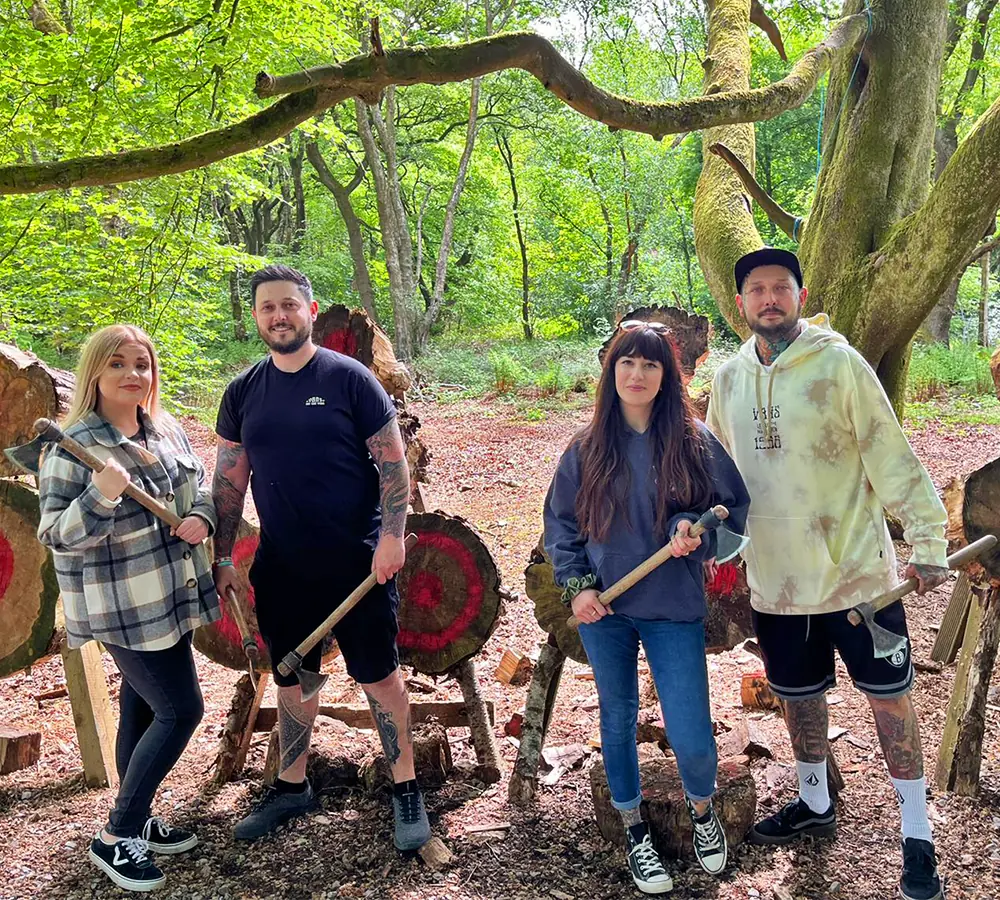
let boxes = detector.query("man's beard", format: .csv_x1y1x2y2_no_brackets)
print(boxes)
258,321,311,354
747,310,800,343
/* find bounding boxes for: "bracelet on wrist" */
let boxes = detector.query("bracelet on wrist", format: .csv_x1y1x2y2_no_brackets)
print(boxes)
213,557,234,568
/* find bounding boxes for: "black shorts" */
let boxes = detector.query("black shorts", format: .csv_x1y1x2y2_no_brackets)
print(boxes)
249,547,400,688
752,601,913,701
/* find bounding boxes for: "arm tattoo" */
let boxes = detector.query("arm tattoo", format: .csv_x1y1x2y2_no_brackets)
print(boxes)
212,437,250,557
871,697,924,779
365,692,401,765
365,419,409,539
277,690,313,775
784,696,829,764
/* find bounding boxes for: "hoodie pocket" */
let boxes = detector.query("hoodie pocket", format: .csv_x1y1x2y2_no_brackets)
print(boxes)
744,515,839,609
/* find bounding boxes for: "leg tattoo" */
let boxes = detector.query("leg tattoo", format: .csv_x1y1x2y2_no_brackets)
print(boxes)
366,692,402,765
870,696,924,780
277,689,313,776
785,696,829,763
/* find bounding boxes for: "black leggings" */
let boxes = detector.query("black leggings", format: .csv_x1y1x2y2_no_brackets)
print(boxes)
103,632,204,837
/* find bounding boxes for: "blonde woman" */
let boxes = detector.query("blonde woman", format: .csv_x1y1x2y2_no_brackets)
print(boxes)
37,325,218,893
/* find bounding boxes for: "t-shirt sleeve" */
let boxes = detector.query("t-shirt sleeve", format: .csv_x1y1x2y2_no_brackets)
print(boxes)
215,381,243,443
351,366,397,440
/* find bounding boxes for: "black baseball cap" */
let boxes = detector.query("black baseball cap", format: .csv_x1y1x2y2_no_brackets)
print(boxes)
734,247,803,292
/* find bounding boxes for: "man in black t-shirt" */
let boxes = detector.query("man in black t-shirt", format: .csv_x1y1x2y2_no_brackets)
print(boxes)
212,264,430,851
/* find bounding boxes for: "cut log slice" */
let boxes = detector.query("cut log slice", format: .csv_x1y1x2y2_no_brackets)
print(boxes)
0,343,75,478
591,752,756,857
312,305,411,399
704,561,754,651
598,307,712,381
525,538,588,665
0,480,59,678
956,458,1000,580
397,512,502,675
193,519,341,673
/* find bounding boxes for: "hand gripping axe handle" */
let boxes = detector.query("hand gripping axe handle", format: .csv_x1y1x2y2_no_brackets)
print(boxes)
847,534,998,658
567,505,730,629
277,532,419,702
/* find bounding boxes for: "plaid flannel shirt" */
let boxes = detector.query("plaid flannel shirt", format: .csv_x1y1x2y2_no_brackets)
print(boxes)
37,410,220,651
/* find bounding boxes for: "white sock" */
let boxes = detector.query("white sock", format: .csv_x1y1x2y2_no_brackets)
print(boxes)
892,776,933,842
796,760,831,813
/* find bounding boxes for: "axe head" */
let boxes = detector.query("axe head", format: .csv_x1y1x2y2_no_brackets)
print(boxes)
278,650,329,702
716,526,750,564
851,602,908,659
4,433,47,476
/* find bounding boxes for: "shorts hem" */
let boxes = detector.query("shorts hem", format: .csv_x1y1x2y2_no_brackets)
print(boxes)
768,675,837,701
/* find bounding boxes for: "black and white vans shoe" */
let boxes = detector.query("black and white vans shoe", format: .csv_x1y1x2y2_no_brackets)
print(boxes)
900,838,944,900
142,816,198,854
626,822,674,894
88,834,165,892
750,797,837,845
686,799,728,875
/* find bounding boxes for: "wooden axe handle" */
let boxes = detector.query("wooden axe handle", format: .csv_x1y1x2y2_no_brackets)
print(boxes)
566,504,729,628
35,417,183,529
277,532,419,677
847,534,999,625
225,586,256,651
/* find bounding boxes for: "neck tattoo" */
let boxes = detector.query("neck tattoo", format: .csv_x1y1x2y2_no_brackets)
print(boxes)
755,321,804,366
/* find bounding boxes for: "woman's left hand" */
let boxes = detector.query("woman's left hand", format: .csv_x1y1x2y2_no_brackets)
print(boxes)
669,518,702,557
172,515,209,545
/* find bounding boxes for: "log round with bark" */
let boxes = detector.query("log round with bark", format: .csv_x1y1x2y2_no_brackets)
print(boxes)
598,307,712,382
524,539,588,665
397,511,502,675
944,458,1000,580
704,561,754,651
591,750,756,857
0,343,74,478
0,480,60,678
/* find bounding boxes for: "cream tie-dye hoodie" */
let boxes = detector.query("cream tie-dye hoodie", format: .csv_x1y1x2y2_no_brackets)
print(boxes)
706,313,947,615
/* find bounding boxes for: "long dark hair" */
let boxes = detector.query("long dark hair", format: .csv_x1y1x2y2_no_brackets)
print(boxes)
575,325,712,543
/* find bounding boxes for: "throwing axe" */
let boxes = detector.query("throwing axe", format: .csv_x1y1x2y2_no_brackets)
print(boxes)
277,532,419,702
847,534,998,658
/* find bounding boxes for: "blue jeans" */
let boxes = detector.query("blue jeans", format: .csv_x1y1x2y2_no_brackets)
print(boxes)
579,615,717,808
104,632,204,836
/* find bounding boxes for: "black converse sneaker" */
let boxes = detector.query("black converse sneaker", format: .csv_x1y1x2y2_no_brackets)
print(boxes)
686,799,728,875
625,822,673,895
142,816,198,854
749,797,837,845
88,834,166,892
900,838,944,900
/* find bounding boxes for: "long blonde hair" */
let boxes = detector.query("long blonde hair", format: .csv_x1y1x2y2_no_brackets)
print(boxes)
63,325,161,427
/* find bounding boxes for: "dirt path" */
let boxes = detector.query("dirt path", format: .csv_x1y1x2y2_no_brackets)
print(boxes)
0,399,997,899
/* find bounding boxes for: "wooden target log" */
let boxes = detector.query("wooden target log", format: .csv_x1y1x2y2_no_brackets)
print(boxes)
525,539,587,665
945,458,1000,580
0,343,75,478
0,480,60,678
598,307,712,382
396,511,502,676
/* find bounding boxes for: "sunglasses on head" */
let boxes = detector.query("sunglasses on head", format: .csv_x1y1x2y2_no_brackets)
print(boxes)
618,319,670,333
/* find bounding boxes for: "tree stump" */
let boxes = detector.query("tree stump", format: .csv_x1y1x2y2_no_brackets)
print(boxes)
509,636,566,805
590,752,756,858
0,342,74,478
210,672,270,787
598,307,712,383
0,480,60,678
396,512,502,675
361,721,453,794
704,561,754,651
0,727,42,774
525,539,588,664
453,658,503,781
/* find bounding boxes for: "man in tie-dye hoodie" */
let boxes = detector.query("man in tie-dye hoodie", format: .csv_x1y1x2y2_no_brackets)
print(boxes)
707,248,948,900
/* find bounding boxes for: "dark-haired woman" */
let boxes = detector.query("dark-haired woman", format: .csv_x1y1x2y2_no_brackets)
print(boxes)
544,321,750,894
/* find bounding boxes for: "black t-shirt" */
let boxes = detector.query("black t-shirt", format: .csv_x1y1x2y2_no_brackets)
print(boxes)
216,348,396,561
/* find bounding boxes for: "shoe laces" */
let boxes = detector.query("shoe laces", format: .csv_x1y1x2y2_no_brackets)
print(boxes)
777,798,808,826
119,836,152,865
141,817,170,841
630,834,666,877
692,810,724,853
253,786,281,811
397,789,422,825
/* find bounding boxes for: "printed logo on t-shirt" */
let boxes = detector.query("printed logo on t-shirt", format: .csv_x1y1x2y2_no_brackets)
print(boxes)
752,404,781,451
305,396,326,407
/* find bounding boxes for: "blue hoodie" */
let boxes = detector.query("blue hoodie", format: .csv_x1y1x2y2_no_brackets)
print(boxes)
543,420,749,622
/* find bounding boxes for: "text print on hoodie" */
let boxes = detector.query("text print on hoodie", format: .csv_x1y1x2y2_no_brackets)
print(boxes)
706,314,948,616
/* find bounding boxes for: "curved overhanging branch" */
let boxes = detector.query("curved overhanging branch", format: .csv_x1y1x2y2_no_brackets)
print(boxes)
0,17,867,196
750,0,787,61
708,141,800,241
871,91,1000,347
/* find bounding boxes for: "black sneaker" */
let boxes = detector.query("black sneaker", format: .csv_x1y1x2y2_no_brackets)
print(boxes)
686,799,728,875
749,797,837,845
900,838,944,900
392,785,431,851
626,822,674,895
233,781,317,841
88,834,166,892
141,816,198,854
